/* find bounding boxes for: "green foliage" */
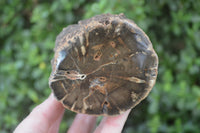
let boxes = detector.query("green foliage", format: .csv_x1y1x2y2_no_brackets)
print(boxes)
1,0,200,132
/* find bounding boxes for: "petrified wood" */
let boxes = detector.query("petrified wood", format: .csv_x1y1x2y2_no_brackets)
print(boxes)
49,13,158,115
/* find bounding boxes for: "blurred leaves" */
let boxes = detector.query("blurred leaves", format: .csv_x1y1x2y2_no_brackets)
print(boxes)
0,0,200,132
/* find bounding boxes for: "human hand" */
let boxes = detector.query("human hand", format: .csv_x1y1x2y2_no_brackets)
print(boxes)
14,93,131,133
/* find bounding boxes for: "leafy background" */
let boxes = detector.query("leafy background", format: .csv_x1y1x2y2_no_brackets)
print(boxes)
0,0,200,132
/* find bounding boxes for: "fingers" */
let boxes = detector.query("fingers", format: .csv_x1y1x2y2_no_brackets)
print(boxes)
94,109,131,133
14,93,65,133
48,108,64,133
68,114,97,133
14,93,131,133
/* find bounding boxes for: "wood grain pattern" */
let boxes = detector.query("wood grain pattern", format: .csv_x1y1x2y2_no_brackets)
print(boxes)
49,13,158,116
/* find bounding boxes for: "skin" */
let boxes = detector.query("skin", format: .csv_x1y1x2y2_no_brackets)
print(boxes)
14,93,131,133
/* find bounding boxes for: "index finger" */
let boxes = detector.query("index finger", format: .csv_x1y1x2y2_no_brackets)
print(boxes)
14,93,65,133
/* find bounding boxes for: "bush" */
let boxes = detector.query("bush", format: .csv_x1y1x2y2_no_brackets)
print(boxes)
0,0,200,132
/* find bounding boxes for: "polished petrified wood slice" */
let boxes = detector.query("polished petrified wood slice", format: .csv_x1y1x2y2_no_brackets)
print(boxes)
49,13,158,116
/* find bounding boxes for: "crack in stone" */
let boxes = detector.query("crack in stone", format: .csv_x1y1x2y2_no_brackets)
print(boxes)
86,61,117,76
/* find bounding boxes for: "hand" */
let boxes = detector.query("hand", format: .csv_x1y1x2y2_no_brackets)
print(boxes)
14,93,131,133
